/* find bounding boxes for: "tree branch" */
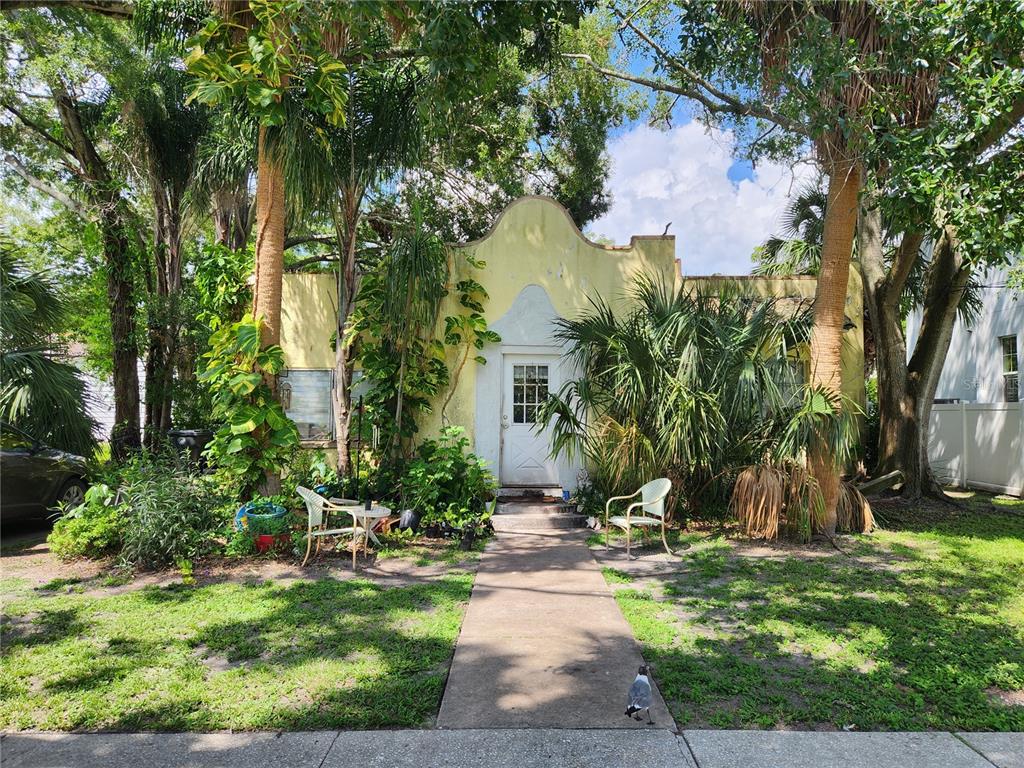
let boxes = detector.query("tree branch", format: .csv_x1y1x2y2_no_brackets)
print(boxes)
562,53,809,137
974,96,1024,158
2,101,74,155
3,153,88,218
882,229,923,305
285,253,340,271
1,0,132,17
284,233,337,250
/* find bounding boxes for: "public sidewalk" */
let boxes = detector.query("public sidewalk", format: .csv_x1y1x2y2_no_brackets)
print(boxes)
436,529,674,728
2,729,1021,768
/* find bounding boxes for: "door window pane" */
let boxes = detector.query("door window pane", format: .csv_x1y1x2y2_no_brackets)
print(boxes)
511,363,550,424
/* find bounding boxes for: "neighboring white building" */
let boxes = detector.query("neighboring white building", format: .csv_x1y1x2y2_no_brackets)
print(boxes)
906,268,1021,404
907,268,1023,497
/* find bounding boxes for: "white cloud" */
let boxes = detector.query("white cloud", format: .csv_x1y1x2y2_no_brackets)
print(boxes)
590,122,813,275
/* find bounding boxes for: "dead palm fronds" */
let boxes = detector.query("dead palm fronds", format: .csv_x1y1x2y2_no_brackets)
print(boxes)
731,464,787,541
730,461,824,543
836,481,874,534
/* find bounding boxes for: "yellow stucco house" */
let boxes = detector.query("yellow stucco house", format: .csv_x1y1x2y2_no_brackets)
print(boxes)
279,196,864,490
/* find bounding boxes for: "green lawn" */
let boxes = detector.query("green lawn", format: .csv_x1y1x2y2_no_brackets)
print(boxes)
604,493,1024,731
0,572,473,730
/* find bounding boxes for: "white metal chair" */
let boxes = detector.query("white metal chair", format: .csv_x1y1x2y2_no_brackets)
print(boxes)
605,478,673,558
296,486,356,567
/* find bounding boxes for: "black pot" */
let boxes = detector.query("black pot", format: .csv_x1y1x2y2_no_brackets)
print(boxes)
167,429,214,468
398,509,420,532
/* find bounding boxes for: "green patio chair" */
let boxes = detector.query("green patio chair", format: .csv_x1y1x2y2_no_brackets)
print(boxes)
605,478,673,558
296,486,357,566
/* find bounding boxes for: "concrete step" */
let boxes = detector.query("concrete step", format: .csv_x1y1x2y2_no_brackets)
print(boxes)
498,486,563,499
496,502,569,515
492,502,586,532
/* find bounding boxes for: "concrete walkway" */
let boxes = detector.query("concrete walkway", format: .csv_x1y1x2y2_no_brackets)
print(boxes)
3,730,1021,768
437,529,674,729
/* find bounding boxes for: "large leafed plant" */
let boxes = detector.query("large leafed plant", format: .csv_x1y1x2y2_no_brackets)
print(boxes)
199,317,300,497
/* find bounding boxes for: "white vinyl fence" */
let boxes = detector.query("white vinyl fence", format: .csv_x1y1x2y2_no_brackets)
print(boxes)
927,402,1023,497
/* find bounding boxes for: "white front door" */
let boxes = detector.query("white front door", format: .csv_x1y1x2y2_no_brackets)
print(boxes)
500,355,560,486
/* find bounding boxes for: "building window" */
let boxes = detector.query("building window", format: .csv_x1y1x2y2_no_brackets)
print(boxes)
1002,335,1019,403
512,364,549,424
279,369,334,440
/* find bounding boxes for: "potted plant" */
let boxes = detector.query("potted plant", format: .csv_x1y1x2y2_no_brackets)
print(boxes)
249,514,292,553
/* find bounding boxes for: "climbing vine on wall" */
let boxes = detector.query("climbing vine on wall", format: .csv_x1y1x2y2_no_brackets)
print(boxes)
440,255,502,417
349,242,500,453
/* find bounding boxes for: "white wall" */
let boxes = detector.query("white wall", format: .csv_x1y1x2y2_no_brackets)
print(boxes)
474,284,582,490
906,268,1022,402
927,402,1023,497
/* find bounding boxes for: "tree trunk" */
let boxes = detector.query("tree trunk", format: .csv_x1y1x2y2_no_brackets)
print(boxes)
904,226,969,498
332,190,360,475
859,193,925,480
252,126,286,351
251,126,287,495
808,158,861,535
102,210,142,459
143,174,184,446
50,80,140,457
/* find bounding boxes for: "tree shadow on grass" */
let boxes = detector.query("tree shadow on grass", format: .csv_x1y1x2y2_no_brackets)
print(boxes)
622,522,1024,732
1,607,89,651
3,574,473,731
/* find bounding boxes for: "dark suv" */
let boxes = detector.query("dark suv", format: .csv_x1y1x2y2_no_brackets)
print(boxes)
0,423,89,521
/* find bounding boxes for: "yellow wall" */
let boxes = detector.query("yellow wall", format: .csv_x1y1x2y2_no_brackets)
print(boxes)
279,196,866,447
418,196,678,444
280,273,336,369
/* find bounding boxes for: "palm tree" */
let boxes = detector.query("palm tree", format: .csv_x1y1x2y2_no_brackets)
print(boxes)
191,110,257,253
539,274,812,514
740,1,938,533
128,57,210,442
1,247,97,455
280,46,425,472
754,178,827,277
373,222,450,454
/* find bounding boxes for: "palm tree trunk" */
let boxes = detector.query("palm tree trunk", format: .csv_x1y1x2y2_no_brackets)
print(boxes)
103,211,142,459
251,125,286,495
50,79,140,458
252,125,286,352
808,158,861,535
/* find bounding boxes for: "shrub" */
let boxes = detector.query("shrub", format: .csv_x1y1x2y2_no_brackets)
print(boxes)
48,484,123,559
281,449,338,500
116,459,233,569
402,426,495,531
49,456,234,569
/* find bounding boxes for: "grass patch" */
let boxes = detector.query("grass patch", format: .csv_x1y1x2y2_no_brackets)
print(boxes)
374,533,486,567
613,493,1024,731
586,527,706,551
601,567,634,583
0,573,473,731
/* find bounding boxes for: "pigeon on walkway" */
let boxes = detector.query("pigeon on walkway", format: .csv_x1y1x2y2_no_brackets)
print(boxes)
625,664,654,724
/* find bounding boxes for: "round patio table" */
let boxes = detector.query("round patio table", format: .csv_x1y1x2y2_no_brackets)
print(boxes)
332,500,392,568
